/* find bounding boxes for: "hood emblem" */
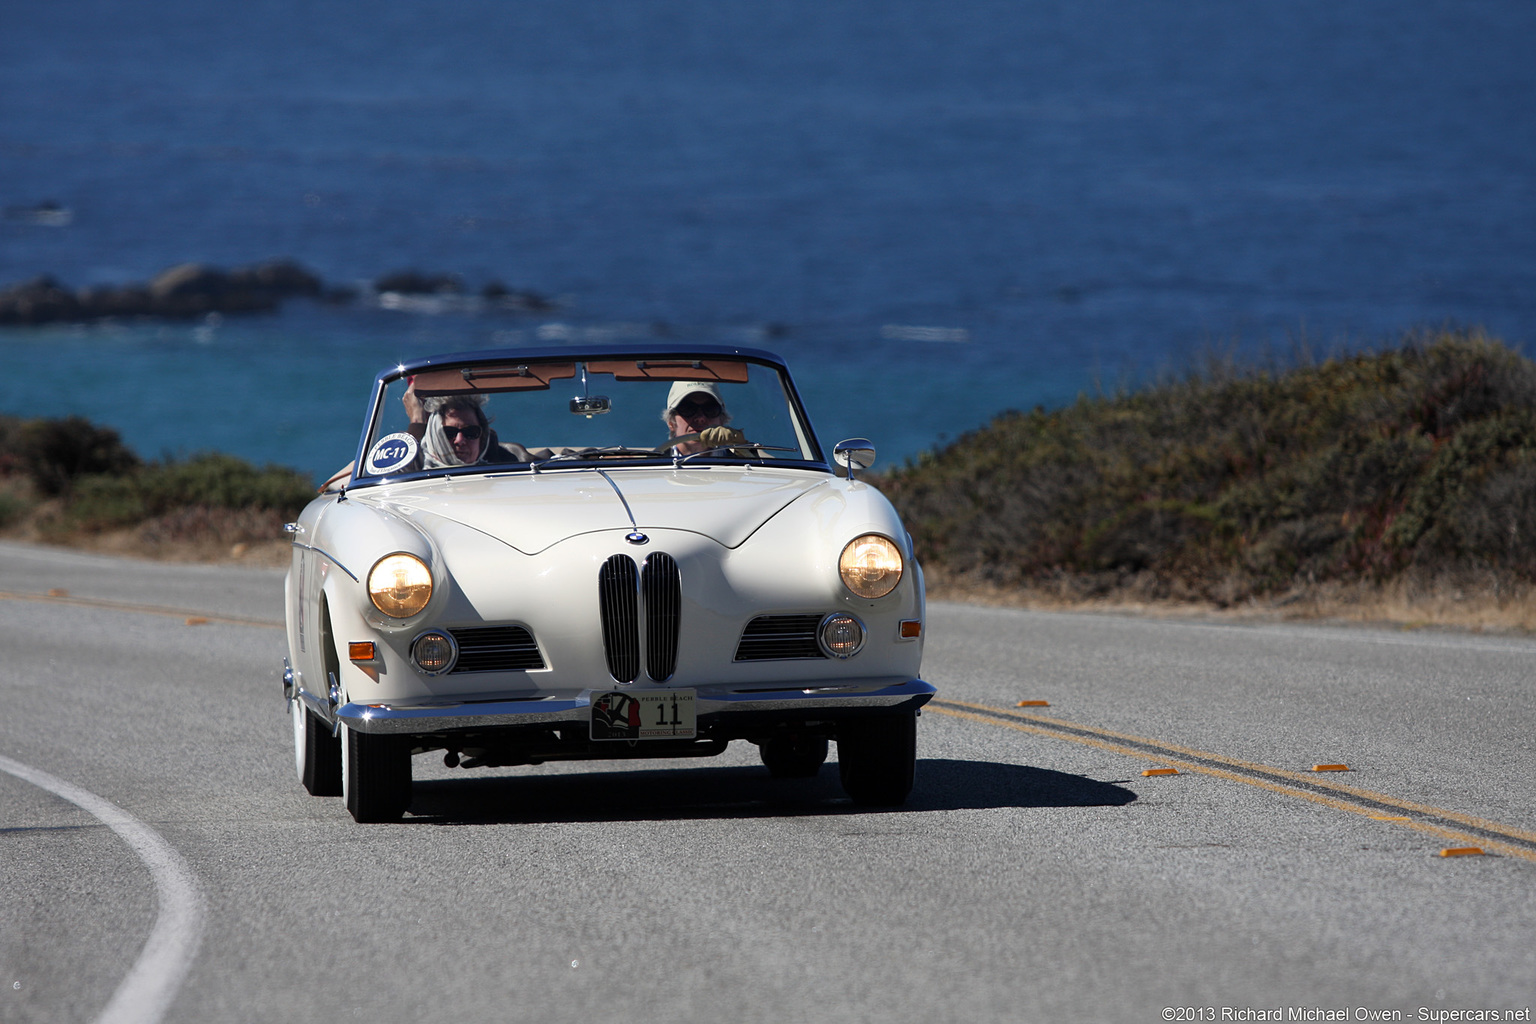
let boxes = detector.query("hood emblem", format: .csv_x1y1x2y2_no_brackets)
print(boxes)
625,532,649,545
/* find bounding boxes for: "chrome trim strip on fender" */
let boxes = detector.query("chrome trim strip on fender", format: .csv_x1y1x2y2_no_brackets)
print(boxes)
290,542,360,582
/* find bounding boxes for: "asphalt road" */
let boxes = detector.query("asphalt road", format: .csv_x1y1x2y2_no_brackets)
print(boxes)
2,540,1533,1023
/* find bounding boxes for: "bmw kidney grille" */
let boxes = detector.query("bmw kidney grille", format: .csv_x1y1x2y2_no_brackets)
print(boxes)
599,552,681,683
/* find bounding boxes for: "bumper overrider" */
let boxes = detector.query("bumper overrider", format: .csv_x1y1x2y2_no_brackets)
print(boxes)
322,678,936,736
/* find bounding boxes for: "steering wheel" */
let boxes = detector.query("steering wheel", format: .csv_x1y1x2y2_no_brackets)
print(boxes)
654,432,702,453
655,431,759,452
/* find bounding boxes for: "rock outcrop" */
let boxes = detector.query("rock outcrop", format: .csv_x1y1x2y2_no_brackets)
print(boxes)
0,259,553,325
0,259,324,325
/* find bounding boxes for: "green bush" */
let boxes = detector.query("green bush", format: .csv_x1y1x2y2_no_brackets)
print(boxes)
8,415,141,496
61,453,314,531
876,330,1536,599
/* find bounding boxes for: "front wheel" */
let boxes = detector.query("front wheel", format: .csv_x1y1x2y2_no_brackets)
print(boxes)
341,724,412,823
837,713,917,807
291,699,341,797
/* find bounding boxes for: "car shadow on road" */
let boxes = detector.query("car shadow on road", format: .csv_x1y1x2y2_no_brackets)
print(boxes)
404,757,1136,825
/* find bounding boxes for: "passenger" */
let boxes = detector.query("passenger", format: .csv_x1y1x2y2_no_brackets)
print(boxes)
662,381,747,456
403,382,530,467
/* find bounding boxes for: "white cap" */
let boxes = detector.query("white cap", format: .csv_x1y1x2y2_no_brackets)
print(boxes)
665,380,723,412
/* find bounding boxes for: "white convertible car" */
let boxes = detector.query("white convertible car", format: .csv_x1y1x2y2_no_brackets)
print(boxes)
283,344,933,822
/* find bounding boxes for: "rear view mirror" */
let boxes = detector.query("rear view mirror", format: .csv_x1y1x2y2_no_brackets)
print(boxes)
833,438,876,479
570,395,611,417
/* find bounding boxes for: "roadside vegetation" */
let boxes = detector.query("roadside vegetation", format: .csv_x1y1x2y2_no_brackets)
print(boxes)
0,415,311,564
4,329,1533,627
876,330,1536,629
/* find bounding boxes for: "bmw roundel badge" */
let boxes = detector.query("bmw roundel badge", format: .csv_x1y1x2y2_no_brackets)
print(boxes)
626,532,649,545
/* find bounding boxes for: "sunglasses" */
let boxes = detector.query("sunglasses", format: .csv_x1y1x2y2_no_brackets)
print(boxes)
674,398,722,418
443,424,483,440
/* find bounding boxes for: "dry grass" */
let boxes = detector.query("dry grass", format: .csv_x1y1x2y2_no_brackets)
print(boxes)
925,564,1536,633
1,497,292,568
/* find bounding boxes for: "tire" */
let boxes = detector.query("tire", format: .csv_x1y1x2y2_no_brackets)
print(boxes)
292,699,342,797
341,724,412,823
760,735,829,779
837,713,917,807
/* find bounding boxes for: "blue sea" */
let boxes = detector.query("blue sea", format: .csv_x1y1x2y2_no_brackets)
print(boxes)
2,0,1533,481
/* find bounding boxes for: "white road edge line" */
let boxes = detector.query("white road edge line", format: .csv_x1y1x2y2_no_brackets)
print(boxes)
0,754,206,1024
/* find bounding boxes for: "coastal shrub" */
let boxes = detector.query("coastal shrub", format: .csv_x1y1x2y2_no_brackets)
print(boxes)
8,415,141,496
60,453,314,531
876,330,1536,599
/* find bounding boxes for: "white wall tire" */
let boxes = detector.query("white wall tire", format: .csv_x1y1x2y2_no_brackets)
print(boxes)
292,698,342,797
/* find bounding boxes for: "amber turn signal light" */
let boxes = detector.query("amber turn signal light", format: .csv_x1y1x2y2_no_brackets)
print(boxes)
349,641,377,662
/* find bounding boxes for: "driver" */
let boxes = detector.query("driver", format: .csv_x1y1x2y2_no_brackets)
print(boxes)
662,381,748,456
403,383,530,467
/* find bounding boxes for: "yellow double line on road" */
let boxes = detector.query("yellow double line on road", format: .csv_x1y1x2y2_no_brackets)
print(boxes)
930,697,1536,864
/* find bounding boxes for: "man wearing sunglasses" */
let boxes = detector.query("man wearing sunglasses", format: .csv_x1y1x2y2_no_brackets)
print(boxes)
663,381,748,456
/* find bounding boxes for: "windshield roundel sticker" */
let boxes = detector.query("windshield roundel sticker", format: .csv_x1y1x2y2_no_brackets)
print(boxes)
364,432,418,475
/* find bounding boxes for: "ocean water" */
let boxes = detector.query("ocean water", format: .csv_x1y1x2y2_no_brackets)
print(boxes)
2,0,1533,480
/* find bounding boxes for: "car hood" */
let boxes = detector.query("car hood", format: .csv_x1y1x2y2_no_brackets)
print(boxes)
355,467,832,554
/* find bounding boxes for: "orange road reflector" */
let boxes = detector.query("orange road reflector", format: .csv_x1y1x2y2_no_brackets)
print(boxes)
1142,768,1180,777
1312,764,1351,772
1016,700,1050,707
1439,847,1485,857
47,588,69,597
185,616,209,626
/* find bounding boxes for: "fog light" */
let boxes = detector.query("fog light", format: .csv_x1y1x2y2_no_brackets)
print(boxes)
411,630,458,675
818,613,865,659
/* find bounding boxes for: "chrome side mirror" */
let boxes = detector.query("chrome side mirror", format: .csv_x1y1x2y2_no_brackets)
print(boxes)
833,438,876,480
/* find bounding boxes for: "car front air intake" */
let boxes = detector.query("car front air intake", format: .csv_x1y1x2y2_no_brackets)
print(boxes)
599,552,681,683
447,625,545,673
734,614,827,661
642,552,681,682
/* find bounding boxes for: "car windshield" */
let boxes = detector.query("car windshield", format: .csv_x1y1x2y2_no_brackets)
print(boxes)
353,353,823,482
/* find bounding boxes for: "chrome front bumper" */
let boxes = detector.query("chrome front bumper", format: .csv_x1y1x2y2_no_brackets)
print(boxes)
326,678,936,735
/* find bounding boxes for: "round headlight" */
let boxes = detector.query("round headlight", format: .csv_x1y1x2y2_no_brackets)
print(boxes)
819,613,866,659
411,630,458,675
368,553,434,618
839,534,904,599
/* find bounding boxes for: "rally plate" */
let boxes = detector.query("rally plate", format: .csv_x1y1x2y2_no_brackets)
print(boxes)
590,690,697,741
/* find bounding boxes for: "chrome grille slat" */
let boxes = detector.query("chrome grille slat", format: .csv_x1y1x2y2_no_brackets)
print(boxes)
447,625,544,673
599,554,641,682
642,552,681,682
734,614,827,661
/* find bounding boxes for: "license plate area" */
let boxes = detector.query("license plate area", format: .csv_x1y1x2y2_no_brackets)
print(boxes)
590,689,697,740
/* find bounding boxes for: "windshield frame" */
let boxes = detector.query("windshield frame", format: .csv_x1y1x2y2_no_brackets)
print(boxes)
346,344,830,489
